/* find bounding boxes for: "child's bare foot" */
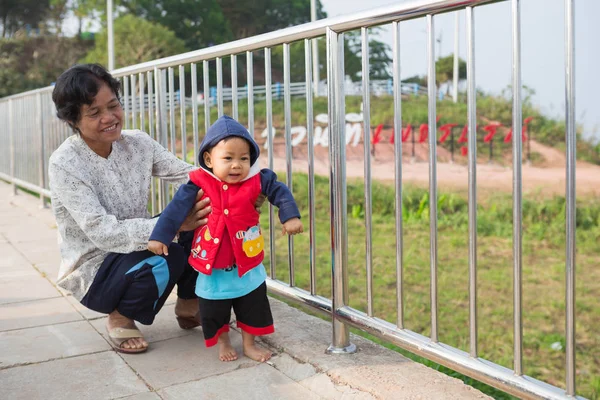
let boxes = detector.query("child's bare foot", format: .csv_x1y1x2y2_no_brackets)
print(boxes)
218,332,238,362
242,331,271,362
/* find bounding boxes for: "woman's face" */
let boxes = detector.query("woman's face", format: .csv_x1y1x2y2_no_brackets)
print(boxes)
76,83,123,154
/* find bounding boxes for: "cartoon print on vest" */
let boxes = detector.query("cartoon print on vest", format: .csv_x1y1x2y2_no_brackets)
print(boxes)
238,225,265,258
191,226,212,260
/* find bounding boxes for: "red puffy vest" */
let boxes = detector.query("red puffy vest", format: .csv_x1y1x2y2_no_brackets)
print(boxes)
187,168,265,277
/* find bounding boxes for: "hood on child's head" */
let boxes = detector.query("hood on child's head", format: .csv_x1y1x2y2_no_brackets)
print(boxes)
198,115,260,169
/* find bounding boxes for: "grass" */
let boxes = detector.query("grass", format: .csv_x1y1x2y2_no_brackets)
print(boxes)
257,172,600,399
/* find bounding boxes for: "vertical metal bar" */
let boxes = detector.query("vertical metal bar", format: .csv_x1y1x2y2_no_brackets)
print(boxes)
305,39,317,296
511,0,523,377
37,93,46,206
217,57,224,117
311,0,319,97
191,63,199,166
326,28,355,354
247,52,254,136
265,47,276,280
427,14,439,343
231,54,238,120
148,70,156,215
9,99,15,194
157,68,169,208
203,60,211,133
168,67,176,155
179,65,187,163
123,76,130,129
107,0,114,70
139,73,145,132
466,5,478,358
362,27,374,317
392,22,404,327
564,0,576,394
131,74,137,129
283,43,295,287
452,11,460,103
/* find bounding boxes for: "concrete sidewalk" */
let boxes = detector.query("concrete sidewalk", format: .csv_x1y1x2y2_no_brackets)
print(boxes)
0,181,489,400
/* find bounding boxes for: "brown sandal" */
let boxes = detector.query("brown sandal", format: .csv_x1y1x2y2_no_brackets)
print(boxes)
176,311,202,330
106,327,148,354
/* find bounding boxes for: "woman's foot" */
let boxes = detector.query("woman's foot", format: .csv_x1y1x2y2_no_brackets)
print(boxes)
107,310,148,352
218,332,238,362
175,298,201,329
242,331,272,362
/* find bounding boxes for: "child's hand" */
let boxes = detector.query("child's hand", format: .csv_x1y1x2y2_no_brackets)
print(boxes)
282,218,303,236
148,240,169,255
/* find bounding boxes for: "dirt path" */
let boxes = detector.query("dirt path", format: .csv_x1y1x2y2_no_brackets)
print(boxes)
257,137,600,197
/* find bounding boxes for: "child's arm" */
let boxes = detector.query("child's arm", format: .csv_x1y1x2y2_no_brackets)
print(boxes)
260,169,303,235
148,181,201,254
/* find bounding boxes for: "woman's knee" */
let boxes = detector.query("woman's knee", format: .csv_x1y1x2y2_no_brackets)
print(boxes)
165,243,186,275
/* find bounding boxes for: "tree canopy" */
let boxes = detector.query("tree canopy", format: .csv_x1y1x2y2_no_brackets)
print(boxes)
82,14,186,69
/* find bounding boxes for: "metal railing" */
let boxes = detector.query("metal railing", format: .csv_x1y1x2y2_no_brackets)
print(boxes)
0,0,581,398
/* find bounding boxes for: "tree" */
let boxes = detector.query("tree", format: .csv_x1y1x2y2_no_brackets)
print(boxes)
82,14,186,69
0,0,50,37
217,0,326,40
118,0,232,51
435,54,466,92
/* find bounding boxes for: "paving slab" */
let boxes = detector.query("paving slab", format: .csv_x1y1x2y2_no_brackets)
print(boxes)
89,303,198,343
65,295,106,321
299,373,377,400
159,363,320,400
1,223,58,243
269,353,318,382
0,352,149,400
10,238,62,270
0,320,110,368
34,261,61,283
264,298,492,400
0,242,32,270
0,270,61,305
120,331,257,389
0,297,83,332
117,392,162,400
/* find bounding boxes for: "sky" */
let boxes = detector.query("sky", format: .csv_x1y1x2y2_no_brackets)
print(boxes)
63,0,598,142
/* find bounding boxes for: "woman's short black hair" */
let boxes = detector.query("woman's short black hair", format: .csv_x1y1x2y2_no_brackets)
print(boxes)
52,64,121,132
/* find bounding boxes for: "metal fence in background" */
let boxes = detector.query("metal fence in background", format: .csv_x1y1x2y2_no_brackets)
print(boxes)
0,0,581,399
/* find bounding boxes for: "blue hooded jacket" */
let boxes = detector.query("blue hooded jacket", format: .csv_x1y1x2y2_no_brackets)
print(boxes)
149,115,300,246
198,115,260,169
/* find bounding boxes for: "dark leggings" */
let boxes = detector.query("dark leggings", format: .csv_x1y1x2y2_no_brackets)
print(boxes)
81,242,198,325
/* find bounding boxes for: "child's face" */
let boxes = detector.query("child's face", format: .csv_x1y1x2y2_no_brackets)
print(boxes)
203,137,252,183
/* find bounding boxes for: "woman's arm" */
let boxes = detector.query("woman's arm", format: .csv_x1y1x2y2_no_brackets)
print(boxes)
49,162,157,253
146,132,194,184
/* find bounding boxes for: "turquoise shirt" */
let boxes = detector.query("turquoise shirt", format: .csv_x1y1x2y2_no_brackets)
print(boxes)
195,263,267,300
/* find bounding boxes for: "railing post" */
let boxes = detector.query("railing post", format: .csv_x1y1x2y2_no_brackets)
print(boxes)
8,99,16,195
564,0,576,395
37,93,47,207
326,27,356,355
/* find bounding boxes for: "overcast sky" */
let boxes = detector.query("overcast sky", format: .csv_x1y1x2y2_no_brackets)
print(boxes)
63,0,598,141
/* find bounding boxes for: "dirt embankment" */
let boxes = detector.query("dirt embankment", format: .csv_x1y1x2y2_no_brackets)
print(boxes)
255,133,600,197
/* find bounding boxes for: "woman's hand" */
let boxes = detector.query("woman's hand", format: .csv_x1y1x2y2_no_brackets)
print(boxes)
282,218,304,236
254,193,266,212
179,189,211,232
148,240,169,255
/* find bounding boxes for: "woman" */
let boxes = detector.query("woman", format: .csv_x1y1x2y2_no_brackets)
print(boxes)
48,64,211,354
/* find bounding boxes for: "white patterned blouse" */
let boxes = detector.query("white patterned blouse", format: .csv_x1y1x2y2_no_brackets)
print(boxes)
48,130,193,300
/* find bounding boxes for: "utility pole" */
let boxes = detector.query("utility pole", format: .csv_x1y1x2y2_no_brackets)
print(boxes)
107,0,114,70
452,11,459,103
311,0,319,96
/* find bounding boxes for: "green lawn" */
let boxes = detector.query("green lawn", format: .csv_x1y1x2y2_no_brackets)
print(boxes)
259,172,600,399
